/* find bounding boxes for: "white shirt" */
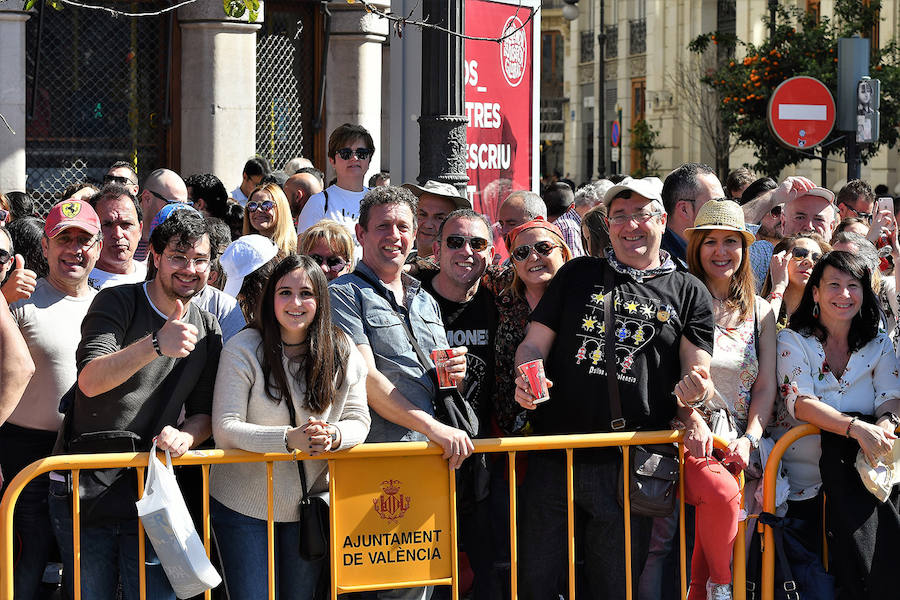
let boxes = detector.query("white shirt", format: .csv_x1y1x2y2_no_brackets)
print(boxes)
231,186,249,207
772,328,900,500
295,184,368,249
88,261,148,290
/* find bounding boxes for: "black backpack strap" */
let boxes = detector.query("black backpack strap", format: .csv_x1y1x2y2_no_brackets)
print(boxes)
323,189,329,214
604,264,625,430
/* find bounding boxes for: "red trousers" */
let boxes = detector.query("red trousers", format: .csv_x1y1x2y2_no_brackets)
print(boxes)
683,449,741,598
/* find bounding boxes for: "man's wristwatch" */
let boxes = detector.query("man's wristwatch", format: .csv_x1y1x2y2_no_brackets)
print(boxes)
743,433,760,449
878,411,900,429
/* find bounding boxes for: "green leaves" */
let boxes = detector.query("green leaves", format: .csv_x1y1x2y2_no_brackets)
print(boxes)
223,0,259,22
690,0,895,175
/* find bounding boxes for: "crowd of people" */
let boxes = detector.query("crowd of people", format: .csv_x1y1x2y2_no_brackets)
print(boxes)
0,122,898,600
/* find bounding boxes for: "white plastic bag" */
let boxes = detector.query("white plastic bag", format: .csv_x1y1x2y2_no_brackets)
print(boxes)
854,440,900,503
136,442,222,599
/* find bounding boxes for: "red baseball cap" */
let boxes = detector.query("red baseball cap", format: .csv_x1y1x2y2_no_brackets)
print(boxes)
44,199,101,239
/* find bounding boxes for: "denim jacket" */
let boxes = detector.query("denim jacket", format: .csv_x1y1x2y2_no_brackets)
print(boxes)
329,261,448,443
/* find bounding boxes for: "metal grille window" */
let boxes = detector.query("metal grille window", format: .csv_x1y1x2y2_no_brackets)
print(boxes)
25,3,169,214
580,31,594,63
256,5,317,171
629,18,646,55
605,25,618,58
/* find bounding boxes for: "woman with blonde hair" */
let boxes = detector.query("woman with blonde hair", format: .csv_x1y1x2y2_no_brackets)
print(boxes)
684,199,777,600
297,219,354,281
243,183,298,255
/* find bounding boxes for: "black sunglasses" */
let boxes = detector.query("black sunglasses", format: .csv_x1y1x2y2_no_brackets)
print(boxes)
147,189,193,206
308,254,348,271
847,205,874,223
335,147,373,161
512,240,559,262
445,234,490,252
791,246,822,262
0,209,9,224
0,249,10,266
247,200,276,213
104,174,136,186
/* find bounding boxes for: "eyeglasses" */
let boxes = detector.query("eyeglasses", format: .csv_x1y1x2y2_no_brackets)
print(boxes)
335,147,373,161
308,254,348,271
445,234,491,252
846,205,874,223
0,249,11,266
147,189,192,207
104,174,136,186
606,210,663,226
512,240,560,262
791,247,822,263
164,253,211,272
53,232,100,250
247,200,275,213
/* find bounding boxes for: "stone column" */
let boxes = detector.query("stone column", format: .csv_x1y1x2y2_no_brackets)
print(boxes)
0,8,30,193
178,3,261,191
326,1,389,183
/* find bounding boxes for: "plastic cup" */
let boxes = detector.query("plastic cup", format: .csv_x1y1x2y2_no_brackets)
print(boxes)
518,359,550,403
431,348,456,389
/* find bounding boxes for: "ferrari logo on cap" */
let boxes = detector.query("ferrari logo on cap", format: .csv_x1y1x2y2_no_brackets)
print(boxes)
61,202,81,218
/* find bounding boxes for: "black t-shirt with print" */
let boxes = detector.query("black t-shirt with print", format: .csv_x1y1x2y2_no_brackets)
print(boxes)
529,256,714,437
421,271,499,436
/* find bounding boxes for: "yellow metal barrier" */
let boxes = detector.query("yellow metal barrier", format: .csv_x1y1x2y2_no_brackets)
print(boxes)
759,424,820,600
0,430,746,599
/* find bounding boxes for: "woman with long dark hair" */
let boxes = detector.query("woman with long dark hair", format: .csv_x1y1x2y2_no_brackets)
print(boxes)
774,250,900,597
210,254,370,598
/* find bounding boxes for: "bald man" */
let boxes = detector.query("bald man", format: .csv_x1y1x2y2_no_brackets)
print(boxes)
283,172,324,222
134,168,189,262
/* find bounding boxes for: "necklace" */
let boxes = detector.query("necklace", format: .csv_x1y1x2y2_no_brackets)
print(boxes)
281,339,308,347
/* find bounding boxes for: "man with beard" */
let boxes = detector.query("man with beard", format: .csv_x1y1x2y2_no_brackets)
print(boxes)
87,183,146,289
49,208,222,600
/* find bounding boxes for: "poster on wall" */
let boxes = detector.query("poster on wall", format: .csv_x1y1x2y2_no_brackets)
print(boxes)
464,0,536,232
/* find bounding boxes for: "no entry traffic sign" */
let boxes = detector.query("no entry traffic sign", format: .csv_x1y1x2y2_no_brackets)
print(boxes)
767,76,836,149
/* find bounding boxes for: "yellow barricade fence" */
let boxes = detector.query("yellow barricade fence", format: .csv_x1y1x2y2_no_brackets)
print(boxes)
0,430,745,600
759,424,820,600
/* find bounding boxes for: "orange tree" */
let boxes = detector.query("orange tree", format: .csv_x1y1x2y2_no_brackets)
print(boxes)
689,0,899,176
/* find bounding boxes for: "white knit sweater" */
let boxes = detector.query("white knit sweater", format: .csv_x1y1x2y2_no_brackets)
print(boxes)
209,328,370,522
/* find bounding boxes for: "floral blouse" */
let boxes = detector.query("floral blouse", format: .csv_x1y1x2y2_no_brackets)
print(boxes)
771,328,900,500
482,265,531,435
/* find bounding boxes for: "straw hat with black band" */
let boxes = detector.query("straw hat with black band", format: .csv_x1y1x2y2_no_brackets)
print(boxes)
683,199,755,246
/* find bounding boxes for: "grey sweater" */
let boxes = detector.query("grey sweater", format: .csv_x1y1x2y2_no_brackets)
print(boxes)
209,328,370,522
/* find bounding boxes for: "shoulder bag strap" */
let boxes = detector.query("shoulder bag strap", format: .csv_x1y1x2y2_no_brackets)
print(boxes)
604,265,626,430
282,389,311,501
323,189,329,214
753,297,760,360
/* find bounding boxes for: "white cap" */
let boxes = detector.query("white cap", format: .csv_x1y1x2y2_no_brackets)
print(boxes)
602,176,664,207
220,235,279,298
794,186,835,204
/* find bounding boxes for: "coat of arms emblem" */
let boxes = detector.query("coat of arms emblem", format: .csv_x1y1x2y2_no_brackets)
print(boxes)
373,479,411,523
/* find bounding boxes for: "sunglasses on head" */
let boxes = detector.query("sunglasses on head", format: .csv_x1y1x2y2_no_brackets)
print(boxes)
335,147,373,161
791,246,822,262
445,234,490,252
512,240,559,262
308,254,348,271
247,200,276,213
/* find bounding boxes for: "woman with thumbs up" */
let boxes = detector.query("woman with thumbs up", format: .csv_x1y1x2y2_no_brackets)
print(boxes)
210,254,370,599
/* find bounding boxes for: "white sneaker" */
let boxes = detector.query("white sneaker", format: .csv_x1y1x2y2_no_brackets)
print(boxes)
706,581,732,600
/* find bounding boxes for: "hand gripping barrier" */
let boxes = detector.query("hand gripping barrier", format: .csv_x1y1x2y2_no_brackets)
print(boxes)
0,430,746,599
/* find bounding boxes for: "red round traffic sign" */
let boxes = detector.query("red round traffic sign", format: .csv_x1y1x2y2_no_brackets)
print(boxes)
767,76,836,149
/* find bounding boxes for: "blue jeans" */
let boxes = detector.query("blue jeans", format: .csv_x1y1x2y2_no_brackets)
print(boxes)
0,423,59,600
518,451,652,599
210,497,323,599
48,478,174,600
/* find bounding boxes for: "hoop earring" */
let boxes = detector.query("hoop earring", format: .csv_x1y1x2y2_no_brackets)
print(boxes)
812,302,820,318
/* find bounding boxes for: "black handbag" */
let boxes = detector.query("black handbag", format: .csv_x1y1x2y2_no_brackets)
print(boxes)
602,265,680,518
283,391,330,563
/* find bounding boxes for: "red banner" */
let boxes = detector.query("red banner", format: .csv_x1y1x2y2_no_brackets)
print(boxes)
464,0,534,228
